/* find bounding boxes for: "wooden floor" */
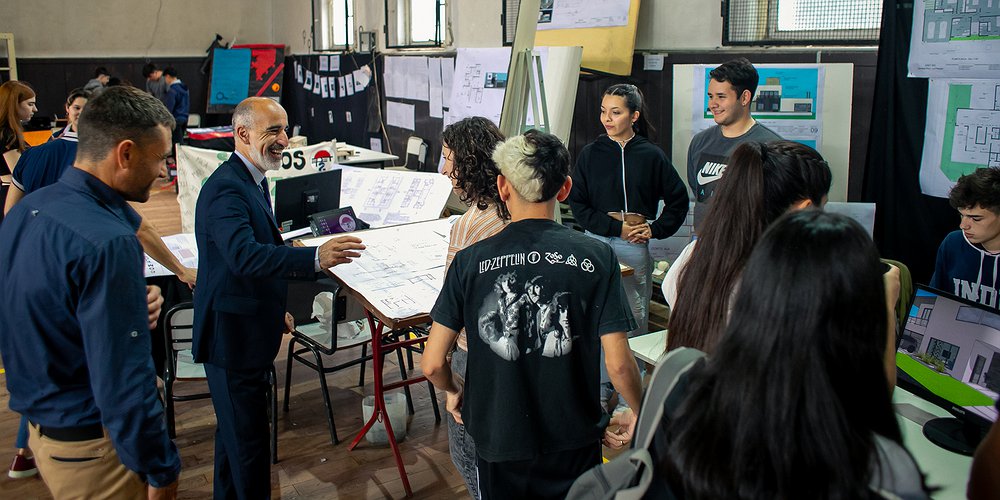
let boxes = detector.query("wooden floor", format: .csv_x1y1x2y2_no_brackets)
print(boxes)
0,179,469,499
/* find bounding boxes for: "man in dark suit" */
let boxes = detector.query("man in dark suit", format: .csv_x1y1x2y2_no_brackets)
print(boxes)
193,97,364,499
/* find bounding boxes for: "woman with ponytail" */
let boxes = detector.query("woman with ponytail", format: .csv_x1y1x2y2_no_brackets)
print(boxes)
567,83,688,413
663,140,832,353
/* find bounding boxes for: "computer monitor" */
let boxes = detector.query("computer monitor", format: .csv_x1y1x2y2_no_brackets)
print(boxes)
273,169,343,233
897,285,999,455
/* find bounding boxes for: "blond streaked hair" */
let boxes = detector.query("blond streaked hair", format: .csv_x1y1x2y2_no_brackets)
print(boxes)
492,130,570,203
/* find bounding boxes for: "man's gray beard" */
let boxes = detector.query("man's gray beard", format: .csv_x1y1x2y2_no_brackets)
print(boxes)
251,149,281,171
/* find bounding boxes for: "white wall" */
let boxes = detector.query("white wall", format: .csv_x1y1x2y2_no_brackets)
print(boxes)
0,0,724,58
635,0,723,50
0,0,274,57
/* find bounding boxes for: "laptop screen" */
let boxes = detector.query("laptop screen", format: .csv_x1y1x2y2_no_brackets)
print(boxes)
899,285,999,423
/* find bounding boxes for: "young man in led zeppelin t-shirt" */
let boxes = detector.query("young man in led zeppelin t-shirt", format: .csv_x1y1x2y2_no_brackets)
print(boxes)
423,130,643,499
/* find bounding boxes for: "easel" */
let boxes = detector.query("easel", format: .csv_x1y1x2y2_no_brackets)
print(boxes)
498,0,546,138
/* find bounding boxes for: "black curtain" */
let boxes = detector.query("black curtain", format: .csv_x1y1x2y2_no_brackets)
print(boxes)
863,0,957,284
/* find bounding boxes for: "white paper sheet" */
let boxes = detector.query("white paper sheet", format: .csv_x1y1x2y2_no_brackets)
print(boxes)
538,0,630,31
301,219,454,320
304,70,313,90
919,78,1000,197
334,165,453,228
144,234,199,277
345,74,355,96
428,58,444,118
824,202,876,237
319,55,329,72
295,62,303,83
441,57,455,109
352,68,371,92
338,77,347,97
320,76,329,98
329,55,340,73
386,100,415,131
908,3,1000,79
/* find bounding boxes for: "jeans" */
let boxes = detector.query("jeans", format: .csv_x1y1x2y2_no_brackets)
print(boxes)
447,349,479,499
586,233,650,407
15,414,28,450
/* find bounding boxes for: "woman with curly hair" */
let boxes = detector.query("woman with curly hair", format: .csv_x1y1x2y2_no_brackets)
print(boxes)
440,116,507,498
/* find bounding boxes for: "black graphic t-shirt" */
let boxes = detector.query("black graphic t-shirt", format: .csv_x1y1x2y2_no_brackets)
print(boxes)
431,218,635,462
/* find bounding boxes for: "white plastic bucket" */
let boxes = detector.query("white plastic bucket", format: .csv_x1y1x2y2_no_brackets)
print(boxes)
361,393,408,444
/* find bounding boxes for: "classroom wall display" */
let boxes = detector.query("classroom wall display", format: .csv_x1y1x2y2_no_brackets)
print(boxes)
673,63,854,203
907,1,1000,79
207,44,285,113
537,0,631,31
443,47,581,143
919,78,1000,198
282,54,373,147
533,0,640,75
691,64,826,151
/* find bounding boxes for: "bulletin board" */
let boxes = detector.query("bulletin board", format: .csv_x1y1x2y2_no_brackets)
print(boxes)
207,44,285,113
534,0,640,76
671,63,855,203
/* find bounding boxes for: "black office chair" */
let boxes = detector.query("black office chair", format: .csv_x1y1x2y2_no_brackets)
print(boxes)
162,302,280,463
283,279,373,444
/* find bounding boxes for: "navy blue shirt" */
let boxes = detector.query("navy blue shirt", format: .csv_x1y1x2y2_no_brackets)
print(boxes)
0,167,181,487
11,129,78,194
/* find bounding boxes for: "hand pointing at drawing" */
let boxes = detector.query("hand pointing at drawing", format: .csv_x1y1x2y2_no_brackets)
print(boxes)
318,235,366,269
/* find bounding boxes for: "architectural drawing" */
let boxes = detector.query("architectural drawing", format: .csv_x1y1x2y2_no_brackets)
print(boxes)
909,0,1000,78
920,79,1000,197
303,218,454,319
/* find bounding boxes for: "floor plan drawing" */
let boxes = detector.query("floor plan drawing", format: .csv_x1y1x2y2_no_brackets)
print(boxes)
909,0,1000,78
303,218,454,319
921,0,1000,42
921,79,1000,197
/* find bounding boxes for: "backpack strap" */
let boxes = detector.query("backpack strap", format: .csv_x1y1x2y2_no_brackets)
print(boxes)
565,346,706,500
635,346,707,450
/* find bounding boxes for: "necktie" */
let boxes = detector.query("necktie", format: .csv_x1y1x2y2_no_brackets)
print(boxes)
259,178,273,216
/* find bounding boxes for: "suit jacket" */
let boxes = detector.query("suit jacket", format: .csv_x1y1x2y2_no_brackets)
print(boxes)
193,154,315,369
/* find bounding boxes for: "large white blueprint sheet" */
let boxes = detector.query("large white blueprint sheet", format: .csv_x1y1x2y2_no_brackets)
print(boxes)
907,0,1000,79
919,78,1000,197
302,218,454,320
336,166,454,228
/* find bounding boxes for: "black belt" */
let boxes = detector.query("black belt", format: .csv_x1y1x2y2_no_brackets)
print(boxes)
34,422,104,442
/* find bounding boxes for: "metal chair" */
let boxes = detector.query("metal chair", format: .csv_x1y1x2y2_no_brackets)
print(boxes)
162,302,280,463
282,279,373,444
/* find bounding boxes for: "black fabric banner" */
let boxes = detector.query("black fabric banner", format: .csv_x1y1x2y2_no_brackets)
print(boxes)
862,0,958,284
281,54,374,149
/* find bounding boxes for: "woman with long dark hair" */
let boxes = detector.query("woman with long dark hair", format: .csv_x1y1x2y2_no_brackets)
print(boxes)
440,116,507,498
664,140,831,353
567,83,688,413
650,210,928,499
0,81,37,220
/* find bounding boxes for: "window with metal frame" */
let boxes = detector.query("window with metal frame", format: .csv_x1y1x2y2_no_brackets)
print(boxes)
502,0,520,46
723,0,882,46
313,0,355,51
385,0,449,48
